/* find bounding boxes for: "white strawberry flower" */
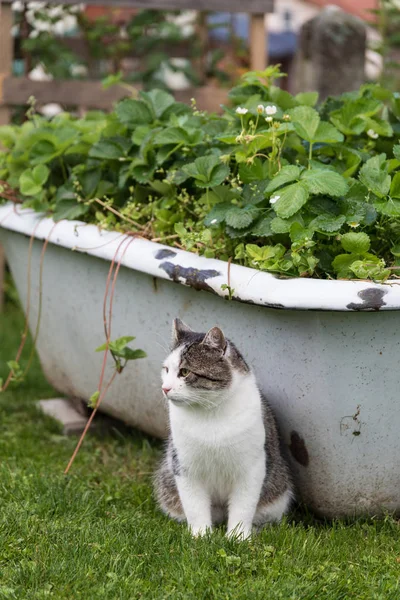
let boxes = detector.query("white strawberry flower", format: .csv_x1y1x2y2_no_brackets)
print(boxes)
265,105,277,115
257,104,265,114
265,116,273,123
236,107,248,115
270,195,280,204
367,129,378,139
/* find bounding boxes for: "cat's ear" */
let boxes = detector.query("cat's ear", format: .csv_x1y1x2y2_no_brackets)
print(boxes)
202,327,226,351
173,318,193,344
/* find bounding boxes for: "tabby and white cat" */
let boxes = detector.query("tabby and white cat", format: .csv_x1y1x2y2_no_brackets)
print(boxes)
155,319,293,539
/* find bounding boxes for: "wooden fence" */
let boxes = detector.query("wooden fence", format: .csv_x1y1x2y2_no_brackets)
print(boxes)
0,0,274,308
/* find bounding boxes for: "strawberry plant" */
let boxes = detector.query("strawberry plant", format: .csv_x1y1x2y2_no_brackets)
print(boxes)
2,66,400,281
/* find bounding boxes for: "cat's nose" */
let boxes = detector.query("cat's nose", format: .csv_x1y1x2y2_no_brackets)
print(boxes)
162,387,171,395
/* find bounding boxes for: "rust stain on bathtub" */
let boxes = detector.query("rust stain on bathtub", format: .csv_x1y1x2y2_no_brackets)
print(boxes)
159,261,221,293
155,249,177,260
289,431,309,467
340,404,362,437
347,288,387,311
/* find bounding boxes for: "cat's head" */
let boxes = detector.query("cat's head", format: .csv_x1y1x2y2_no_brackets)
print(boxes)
161,318,249,408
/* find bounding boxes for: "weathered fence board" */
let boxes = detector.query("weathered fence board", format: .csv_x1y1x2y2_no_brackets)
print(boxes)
14,37,195,61
2,77,229,111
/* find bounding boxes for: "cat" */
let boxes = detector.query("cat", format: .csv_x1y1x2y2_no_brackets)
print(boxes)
154,318,294,539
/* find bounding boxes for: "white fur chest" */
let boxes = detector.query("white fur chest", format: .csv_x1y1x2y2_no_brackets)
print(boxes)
169,376,265,502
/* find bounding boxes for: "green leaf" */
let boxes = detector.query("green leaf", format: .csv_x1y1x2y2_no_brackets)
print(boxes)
270,214,303,234
289,222,314,243
250,216,274,237
53,200,89,222
308,196,339,216
88,391,100,409
242,181,268,205
269,86,297,110
30,140,60,165
89,139,124,160
225,205,260,229
391,244,400,257
96,336,135,353
201,186,238,206
309,214,346,233
131,163,156,184
301,170,348,197
238,158,269,183
208,164,230,188
140,89,175,119
273,183,309,218
295,91,319,106
204,202,231,226
0,125,16,148
33,164,49,185
373,197,400,216
333,148,362,178
393,145,400,161
80,168,101,198
95,336,145,360
116,99,153,127
265,166,301,193
312,122,344,143
365,117,393,137
19,164,49,196
390,172,400,198
288,106,320,142
332,254,356,278
7,360,20,372
132,125,152,146
359,159,391,198
182,156,215,181
182,156,229,188
246,244,277,262
153,127,193,146
329,98,381,136
341,232,370,254
349,258,390,281
120,348,147,360
174,223,187,237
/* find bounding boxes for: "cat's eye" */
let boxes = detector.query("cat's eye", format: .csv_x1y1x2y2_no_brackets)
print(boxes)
163,366,169,373
179,368,190,378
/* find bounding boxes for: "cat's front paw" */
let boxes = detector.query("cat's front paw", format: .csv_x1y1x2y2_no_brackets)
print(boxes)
190,525,211,537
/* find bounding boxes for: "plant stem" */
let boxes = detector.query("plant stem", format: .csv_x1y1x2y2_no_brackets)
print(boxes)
64,370,117,475
1,219,44,392
92,197,145,230
59,157,67,181
23,222,59,378
308,142,313,167
64,235,136,474
151,234,180,242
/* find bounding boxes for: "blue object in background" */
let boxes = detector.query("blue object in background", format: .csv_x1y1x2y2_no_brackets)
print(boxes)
207,12,297,59
13,60,25,76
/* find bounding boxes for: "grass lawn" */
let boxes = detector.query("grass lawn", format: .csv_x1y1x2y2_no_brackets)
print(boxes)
1,301,400,600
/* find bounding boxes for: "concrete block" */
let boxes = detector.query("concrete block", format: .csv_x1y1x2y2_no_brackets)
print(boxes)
37,398,88,435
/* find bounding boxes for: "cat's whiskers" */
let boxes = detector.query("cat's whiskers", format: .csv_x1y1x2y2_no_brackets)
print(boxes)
175,391,219,410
